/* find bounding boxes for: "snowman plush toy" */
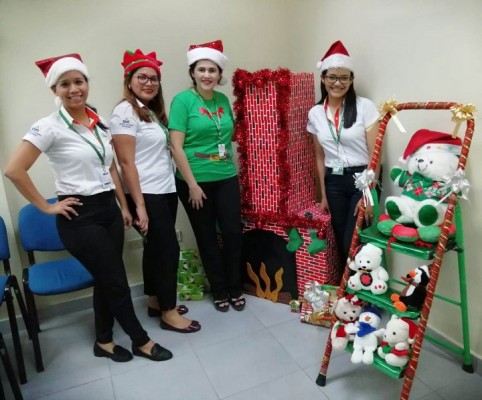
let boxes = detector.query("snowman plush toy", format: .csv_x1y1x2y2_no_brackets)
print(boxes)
377,129,462,243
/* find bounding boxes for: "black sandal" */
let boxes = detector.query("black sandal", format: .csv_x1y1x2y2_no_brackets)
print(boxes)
213,299,230,312
229,296,246,311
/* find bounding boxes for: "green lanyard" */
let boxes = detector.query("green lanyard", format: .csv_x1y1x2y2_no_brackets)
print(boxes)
59,109,106,167
193,89,222,141
327,114,344,144
147,110,169,145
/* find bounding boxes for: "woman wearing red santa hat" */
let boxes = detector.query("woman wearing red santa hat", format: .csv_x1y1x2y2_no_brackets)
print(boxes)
306,40,381,272
169,40,245,312
110,49,200,333
5,53,173,362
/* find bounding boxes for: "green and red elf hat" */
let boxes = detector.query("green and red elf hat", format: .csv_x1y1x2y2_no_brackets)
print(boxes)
122,49,163,78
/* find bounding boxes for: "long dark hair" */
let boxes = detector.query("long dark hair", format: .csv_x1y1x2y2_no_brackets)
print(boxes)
188,60,223,87
119,72,168,126
317,70,357,129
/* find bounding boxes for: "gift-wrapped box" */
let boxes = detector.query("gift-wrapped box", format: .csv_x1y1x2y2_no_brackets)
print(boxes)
177,249,208,301
300,283,338,328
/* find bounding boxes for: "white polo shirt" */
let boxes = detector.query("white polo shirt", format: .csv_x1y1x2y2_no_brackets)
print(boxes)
307,97,379,168
23,106,115,196
110,100,175,194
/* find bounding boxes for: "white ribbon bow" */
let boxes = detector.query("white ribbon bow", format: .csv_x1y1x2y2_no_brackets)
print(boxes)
354,169,376,206
437,169,471,204
303,281,329,312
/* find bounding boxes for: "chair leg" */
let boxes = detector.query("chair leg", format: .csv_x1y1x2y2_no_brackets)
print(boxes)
5,290,27,384
0,333,24,400
11,277,32,340
23,288,43,372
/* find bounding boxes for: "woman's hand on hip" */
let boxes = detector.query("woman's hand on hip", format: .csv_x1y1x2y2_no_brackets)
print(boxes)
188,185,207,210
47,197,83,220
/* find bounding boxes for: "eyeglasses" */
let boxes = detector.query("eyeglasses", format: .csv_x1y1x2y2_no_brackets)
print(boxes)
135,75,160,86
324,75,352,84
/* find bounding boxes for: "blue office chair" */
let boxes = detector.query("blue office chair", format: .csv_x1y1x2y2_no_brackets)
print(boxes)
0,216,30,385
0,331,24,400
18,198,94,372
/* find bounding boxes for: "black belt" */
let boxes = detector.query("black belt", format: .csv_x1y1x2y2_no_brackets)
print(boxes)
325,165,367,175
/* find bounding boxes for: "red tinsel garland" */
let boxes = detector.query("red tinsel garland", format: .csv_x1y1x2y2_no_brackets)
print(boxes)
232,67,293,216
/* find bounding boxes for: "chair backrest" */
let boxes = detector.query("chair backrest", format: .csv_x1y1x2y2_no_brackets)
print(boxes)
0,216,10,262
18,198,65,252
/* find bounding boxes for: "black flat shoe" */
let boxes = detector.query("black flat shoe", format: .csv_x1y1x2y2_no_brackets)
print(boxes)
132,343,173,362
93,343,133,362
160,319,201,333
147,305,189,318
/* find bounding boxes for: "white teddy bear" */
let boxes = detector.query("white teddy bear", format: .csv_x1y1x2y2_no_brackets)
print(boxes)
347,243,388,295
378,129,462,243
345,306,385,365
377,315,418,368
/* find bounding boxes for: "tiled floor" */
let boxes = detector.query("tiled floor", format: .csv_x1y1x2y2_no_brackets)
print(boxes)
2,295,481,400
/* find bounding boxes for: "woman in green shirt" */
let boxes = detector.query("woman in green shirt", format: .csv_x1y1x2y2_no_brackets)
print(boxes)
169,40,245,312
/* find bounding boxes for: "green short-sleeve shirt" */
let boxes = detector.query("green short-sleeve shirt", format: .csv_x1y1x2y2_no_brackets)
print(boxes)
168,89,237,182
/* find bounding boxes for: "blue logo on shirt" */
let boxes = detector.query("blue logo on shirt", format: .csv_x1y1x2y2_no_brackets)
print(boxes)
28,125,41,136
119,118,134,128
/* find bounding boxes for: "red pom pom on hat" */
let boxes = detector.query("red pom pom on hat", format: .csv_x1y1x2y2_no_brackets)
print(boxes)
316,40,353,72
402,129,462,160
35,53,89,87
122,49,163,78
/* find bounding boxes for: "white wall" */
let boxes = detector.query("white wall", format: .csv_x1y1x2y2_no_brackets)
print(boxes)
0,0,481,357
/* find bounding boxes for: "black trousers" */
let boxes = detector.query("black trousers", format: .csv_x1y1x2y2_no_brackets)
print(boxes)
176,176,243,300
57,191,149,347
325,165,382,267
126,192,180,311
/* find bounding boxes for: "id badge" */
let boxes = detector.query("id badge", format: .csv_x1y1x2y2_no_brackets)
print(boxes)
100,167,112,189
218,143,226,159
332,159,344,175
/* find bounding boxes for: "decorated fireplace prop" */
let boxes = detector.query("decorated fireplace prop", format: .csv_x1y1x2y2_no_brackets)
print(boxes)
233,68,341,304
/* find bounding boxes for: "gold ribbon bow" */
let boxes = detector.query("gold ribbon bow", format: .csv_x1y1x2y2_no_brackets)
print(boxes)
450,103,477,138
378,98,406,133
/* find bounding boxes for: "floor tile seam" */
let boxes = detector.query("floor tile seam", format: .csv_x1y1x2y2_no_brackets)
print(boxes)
28,376,111,400
190,324,266,352
190,347,223,400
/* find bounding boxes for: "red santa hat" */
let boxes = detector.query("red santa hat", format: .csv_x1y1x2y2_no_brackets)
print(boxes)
401,129,462,161
401,318,418,344
187,40,228,85
121,49,163,78
316,40,353,73
35,53,89,87
344,294,363,307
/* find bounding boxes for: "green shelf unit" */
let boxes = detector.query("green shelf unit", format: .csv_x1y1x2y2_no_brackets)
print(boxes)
358,226,457,260
345,342,405,380
345,287,420,320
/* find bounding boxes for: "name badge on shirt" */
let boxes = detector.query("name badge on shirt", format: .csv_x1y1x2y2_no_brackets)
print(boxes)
218,143,226,159
332,159,344,175
99,167,112,189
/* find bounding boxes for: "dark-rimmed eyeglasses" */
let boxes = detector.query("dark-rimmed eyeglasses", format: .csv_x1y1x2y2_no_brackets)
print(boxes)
135,75,160,86
324,75,352,84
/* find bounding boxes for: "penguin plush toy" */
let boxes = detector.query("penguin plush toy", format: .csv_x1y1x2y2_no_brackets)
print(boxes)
391,265,430,312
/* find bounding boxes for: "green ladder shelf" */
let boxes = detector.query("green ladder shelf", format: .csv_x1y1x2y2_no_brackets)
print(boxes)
316,102,475,400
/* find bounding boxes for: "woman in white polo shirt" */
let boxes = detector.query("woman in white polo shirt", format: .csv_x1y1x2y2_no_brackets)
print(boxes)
307,41,380,272
5,53,172,362
110,49,200,333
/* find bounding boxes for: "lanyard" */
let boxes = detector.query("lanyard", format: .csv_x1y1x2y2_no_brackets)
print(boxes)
324,101,344,144
147,110,170,144
194,89,222,141
59,109,106,166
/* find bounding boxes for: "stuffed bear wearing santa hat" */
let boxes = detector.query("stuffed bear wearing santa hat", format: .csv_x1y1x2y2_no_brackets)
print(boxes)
330,294,364,350
378,129,461,243
377,315,418,368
